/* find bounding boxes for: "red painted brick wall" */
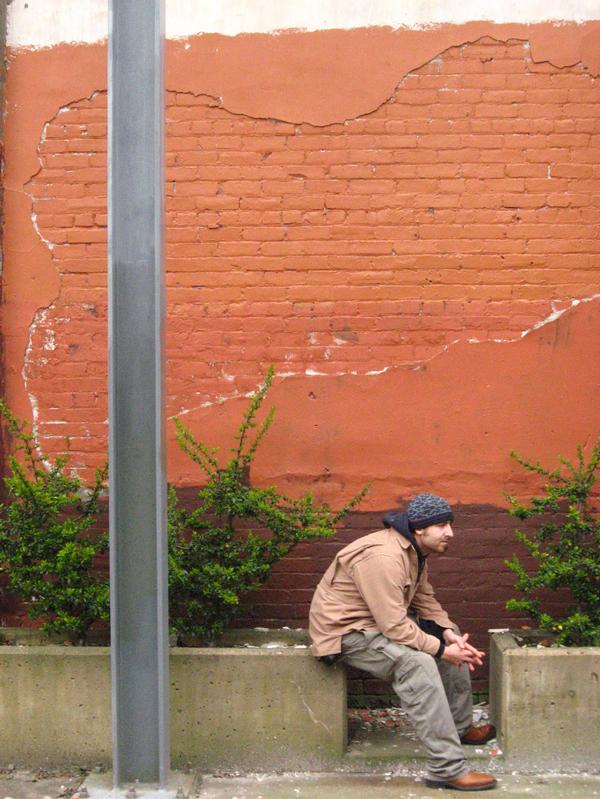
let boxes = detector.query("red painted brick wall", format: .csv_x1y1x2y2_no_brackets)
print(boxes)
25,37,600,472
4,36,599,698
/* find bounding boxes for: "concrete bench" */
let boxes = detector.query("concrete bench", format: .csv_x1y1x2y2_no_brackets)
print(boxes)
0,645,346,771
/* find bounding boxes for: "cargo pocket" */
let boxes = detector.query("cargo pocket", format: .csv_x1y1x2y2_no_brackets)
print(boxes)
366,634,407,679
394,654,439,706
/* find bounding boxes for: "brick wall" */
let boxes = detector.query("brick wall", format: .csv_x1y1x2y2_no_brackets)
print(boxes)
24,36,600,472
7,35,599,697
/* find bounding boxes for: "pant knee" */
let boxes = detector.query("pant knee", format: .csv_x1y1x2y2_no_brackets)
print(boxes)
392,651,444,702
408,650,440,676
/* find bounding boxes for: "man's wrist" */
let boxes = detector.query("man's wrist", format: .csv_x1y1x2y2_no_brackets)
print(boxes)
435,640,446,659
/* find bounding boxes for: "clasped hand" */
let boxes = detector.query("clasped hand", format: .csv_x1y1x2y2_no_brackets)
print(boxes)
441,630,485,671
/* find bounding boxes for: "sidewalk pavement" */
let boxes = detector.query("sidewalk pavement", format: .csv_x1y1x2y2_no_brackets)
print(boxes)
3,769,600,799
197,772,600,798
0,769,84,799
2,709,599,799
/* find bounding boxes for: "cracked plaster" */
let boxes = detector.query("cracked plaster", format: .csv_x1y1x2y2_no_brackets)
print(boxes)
20,44,600,422
3,24,600,502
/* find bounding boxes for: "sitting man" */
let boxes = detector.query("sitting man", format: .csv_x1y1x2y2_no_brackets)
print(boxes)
309,493,497,792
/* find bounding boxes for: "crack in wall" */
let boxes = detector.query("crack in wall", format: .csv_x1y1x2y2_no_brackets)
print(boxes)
495,293,600,342
411,293,600,371
168,34,589,131
169,293,599,419
290,680,332,736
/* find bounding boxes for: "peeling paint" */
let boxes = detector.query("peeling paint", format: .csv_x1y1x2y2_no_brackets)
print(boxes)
3,23,600,499
164,294,599,420
20,57,600,433
30,211,55,251
521,294,600,338
21,305,57,470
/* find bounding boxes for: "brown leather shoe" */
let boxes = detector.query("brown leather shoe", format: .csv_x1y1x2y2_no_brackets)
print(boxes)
425,770,497,791
459,723,497,745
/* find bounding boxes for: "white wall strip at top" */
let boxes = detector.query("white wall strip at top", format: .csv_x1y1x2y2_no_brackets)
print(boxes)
7,0,600,48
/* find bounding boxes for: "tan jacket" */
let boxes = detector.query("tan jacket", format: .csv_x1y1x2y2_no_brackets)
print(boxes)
309,528,454,658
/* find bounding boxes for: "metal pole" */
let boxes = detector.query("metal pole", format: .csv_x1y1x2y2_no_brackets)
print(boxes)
108,0,168,788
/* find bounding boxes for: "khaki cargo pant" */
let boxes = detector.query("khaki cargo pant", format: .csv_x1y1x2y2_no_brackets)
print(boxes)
341,630,472,781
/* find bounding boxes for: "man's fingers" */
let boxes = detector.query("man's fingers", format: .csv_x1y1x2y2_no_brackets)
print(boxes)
462,640,485,658
461,650,484,666
444,641,485,669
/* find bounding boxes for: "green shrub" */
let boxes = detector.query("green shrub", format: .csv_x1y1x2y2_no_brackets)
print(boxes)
0,369,368,645
505,441,600,647
0,401,109,642
168,366,369,643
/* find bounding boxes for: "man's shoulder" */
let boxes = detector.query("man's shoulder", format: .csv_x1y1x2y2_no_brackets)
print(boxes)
337,527,410,560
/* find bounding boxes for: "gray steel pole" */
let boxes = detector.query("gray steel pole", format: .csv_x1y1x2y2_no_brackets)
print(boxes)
108,0,168,788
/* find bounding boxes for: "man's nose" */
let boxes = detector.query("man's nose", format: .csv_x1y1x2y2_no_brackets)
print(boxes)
445,524,454,537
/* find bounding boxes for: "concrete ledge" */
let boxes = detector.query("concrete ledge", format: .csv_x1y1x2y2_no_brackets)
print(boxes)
489,631,600,768
0,646,346,771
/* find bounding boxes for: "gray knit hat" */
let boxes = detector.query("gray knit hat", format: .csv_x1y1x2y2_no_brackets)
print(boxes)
406,493,454,530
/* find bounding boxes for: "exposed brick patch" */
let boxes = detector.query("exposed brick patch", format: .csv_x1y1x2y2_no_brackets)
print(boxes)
22,37,600,471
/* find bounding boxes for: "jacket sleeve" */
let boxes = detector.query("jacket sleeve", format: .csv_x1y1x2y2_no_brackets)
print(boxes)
351,553,443,657
409,563,454,630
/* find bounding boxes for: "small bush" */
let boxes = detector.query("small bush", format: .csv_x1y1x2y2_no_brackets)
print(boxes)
0,370,368,645
505,441,600,647
168,366,369,643
0,401,109,642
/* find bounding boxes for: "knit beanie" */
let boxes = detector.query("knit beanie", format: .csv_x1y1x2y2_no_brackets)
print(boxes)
406,493,454,530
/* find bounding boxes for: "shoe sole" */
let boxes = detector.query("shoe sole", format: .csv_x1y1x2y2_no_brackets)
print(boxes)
425,778,497,791
460,736,497,746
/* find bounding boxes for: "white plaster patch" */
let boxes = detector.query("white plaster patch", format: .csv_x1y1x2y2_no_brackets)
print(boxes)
7,0,600,48
43,328,57,351
22,306,56,470
30,212,55,251
494,294,600,342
